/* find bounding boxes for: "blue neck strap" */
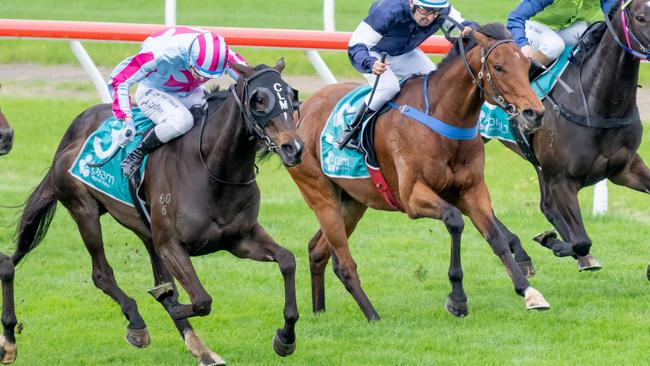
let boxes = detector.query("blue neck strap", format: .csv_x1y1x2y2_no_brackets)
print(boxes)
387,72,478,141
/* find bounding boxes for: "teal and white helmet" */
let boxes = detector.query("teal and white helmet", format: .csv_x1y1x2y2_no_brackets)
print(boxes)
412,0,449,9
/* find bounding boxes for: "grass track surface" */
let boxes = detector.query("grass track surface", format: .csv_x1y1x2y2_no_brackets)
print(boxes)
2,0,650,83
0,91,649,364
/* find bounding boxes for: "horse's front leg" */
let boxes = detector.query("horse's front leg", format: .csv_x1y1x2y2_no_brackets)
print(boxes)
544,177,602,271
403,181,468,317
494,218,536,277
458,183,550,311
154,236,225,366
228,223,298,357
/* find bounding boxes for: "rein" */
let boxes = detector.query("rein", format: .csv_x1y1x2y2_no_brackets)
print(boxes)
546,1,646,129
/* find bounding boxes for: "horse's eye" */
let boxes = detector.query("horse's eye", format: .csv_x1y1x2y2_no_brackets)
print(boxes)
636,15,646,23
494,64,504,72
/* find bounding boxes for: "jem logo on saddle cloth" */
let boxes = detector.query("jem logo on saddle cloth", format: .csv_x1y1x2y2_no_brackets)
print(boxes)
78,154,116,188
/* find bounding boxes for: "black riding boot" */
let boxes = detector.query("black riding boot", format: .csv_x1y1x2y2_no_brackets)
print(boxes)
335,103,373,149
121,128,164,178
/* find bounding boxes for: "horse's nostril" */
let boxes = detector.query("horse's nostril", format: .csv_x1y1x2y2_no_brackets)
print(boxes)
523,109,535,118
281,143,296,156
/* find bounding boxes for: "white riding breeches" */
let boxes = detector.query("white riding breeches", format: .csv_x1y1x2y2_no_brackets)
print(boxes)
525,20,589,61
363,49,437,111
134,85,206,143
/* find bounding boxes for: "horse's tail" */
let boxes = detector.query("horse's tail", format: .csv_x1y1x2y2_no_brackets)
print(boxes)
12,169,57,264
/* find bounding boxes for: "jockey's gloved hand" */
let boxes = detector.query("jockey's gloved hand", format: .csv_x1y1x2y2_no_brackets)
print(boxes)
117,117,135,147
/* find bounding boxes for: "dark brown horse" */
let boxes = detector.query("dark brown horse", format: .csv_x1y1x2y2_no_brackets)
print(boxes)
0,95,14,362
0,90,13,155
0,60,303,365
499,0,650,273
288,24,549,321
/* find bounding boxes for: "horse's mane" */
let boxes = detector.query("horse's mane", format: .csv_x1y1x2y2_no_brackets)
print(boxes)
438,23,511,70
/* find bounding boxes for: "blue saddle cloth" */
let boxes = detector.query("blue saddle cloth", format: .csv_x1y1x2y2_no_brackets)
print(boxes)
68,108,154,206
478,47,572,142
320,85,373,179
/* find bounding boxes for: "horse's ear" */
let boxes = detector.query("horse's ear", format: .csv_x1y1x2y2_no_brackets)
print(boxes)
229,61,253,79
472,31,491,48
274,57,286,73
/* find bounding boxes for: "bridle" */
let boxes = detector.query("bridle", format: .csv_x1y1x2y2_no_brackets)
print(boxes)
604,0,650,59
198,67,299,186
444,18,521,119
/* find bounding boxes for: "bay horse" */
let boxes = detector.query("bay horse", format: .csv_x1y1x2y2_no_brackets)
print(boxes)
0,60,303,365
498,0,650,273
287,24,549,321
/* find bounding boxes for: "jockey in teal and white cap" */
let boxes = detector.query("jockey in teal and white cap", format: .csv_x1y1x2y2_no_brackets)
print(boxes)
336,0,476,148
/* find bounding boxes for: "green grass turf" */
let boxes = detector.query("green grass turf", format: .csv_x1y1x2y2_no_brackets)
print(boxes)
2,0,650,83
0,94,649,365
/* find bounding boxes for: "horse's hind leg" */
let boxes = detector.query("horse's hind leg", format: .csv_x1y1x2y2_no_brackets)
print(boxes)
610,154,650,194
494,218,536,277
228,224,299,357
308,230,329,313
0,252,17,364
310,199,368,314
66,201,150,348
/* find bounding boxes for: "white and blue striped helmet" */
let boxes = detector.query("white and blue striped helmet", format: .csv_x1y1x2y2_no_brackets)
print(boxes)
413,0,449,9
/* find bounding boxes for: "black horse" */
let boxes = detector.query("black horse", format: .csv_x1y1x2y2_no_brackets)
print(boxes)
0,93,13,155
0,59,304,365
499,0,650,272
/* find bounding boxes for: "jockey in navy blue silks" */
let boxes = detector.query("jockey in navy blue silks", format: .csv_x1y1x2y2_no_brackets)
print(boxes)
336,0,475,148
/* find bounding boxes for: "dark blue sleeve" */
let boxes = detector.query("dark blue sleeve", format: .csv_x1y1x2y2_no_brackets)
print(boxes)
601,0,616,14
348,43,377,74
507,0,554,48
347,2,394,74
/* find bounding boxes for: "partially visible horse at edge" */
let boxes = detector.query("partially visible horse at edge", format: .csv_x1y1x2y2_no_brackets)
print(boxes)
498,0,650,273
288,24,550,321
0,59,303,365
0,92,14,362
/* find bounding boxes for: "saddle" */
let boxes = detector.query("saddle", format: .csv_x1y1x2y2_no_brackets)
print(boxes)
569,21,607,65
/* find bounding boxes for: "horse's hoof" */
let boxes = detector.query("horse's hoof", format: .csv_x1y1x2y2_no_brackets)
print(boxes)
647,264,650,282
533,230,557,247
445,297,468,317
578,255,602,272
272,329,296,357
125,327,151,348
199,352,226,366
0,336,16,364
517,260,536,278
524,287,550,311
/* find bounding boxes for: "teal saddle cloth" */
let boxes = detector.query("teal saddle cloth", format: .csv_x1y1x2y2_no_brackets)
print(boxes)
478,47,572,142
68,108,154,207
320,84,373,179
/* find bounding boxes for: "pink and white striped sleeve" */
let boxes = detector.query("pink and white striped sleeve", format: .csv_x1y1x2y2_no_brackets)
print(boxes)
225,47,248,80
107,52,156,120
